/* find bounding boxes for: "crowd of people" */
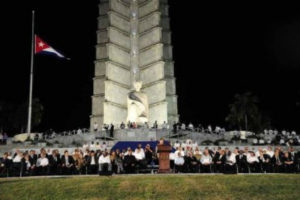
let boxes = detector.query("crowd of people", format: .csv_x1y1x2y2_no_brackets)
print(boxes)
171,141,300,173
0,144,157,177
1,141,300,177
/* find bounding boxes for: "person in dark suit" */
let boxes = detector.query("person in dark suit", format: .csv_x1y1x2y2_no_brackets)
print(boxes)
145,144,154,165
185,152,200,173
48,150,61,175
261,150,272,173
61,150,75,175
86,150,98,174
272,149,284,173
123,149,136,174
213,149,226,173
109,124,114,138
29,150,37,166
236,150,248,173
283,151,294,173
0,152,12,177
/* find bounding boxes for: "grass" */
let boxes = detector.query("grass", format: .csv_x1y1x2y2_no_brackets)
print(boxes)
0,174,300,200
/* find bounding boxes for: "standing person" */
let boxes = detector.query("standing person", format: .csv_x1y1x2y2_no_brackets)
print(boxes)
153,121,158,129
110,123,114,138
93,122,99,133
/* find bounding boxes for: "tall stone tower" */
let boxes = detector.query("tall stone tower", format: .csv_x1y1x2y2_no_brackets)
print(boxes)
91,0,178,128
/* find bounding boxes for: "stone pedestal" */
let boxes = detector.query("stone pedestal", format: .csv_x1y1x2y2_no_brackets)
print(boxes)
157,144,172,173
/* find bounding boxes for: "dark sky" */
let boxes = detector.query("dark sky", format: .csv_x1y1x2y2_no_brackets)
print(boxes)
1,1,300,133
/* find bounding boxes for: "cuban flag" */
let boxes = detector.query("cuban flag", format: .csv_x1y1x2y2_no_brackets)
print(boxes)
35,35,66,59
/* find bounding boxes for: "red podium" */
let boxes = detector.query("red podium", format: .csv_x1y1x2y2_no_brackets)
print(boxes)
157,143,172,173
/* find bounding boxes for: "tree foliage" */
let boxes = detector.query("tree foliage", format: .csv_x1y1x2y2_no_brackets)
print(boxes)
225,92,270,132
0,98,43,134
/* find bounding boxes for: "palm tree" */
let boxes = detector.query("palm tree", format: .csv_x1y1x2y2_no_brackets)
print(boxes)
225,92,259,131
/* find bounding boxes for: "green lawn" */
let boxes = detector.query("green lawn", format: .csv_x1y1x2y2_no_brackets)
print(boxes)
0,174,300,200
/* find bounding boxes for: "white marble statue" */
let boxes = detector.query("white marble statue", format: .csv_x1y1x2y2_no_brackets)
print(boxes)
126,81,149,125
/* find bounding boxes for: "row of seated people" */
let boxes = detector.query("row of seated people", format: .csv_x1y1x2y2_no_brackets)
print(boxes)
1,145,299,177
171,146,300,173
0,144,157,177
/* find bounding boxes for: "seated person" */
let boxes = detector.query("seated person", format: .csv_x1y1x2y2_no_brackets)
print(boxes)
272,149,284,173
48,150,61,175
261,149,272,173
0,152,12,176
224,151,236,174
134,144,146,169
61,150,75,175
86,150,98,174
283,151,294,173
213,149,226,173
247,151,259,173
200,149,212,173
123,149,136,173
36,152,49,175
114,149,124,174
174,152,185,173
98,151,112,175
73,149,85,174
185,151,199,173
12,150,23,176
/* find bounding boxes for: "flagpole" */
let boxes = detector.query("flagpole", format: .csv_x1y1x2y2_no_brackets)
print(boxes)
27,10,35,134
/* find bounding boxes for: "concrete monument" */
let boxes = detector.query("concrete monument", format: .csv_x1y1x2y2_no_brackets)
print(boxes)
91,0,178,129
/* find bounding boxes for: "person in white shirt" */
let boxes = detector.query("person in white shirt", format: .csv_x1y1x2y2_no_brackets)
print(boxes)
36,153,49,175
95,142,101,149
200,149,212,173
83,142,89,150
134,144,145,161
98,151,112,174
93,122,99,133
188,122,194,131
207,125,212,134
225,151,236,174
12,150,23,176
13,151,23,163
181,123,186,130
90,142,95,148
174,152,184,173
77,128,82,135
247,151,259,172
174,147,185,158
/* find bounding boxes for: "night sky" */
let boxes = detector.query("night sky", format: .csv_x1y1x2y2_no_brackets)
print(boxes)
1,1,300,133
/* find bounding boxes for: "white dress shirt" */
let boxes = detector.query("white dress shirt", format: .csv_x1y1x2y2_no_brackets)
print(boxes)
98,155,111,164
134,149,145,160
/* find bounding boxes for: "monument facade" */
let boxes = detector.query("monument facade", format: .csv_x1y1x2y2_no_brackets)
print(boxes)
91,0,178,129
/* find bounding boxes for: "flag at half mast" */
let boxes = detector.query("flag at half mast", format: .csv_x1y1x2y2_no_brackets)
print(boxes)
35,35,65,58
